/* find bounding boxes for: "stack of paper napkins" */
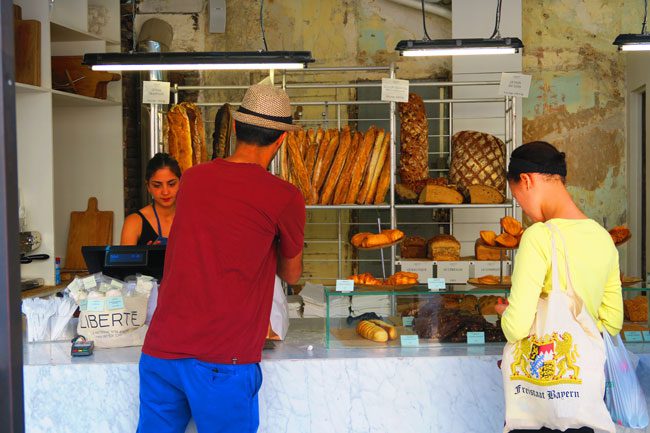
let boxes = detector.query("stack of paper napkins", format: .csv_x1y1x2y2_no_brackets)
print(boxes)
351,295,391,317
300,282,349,318
22,295,77,342
287,295,303,319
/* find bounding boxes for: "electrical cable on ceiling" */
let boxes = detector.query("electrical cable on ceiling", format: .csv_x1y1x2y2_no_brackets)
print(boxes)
420,0,432,40
260,0,269,51
642,0,648,34
489,0,503,39
132,0,137,52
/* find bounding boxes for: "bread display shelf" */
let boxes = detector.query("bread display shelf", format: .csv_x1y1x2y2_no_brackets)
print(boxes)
355,238,403,251
354,283,417,291
306,204,391,210
621,277,643,287
475,238,518,251
467,278,511,290
395,202,514,209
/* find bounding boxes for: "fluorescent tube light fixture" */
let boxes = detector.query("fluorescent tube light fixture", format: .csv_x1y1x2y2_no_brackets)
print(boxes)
396,0,523,57
82,51,315,72
614,1,650,51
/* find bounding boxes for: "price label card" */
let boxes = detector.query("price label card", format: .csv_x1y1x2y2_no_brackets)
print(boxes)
400,334,419,347
473,261,511,278
624,331,643,343
402,316,414,327
82,276,97,291
436,261,470,284
335,279,354,292
381,78,409,102
106,296,125,310
87,299,105,312
428,278,446,291
110,279,124,289
142,81,171,104
643,331,650,342
467,332,486,345
79,300,88,311
400,261,433,283
498,73,532,98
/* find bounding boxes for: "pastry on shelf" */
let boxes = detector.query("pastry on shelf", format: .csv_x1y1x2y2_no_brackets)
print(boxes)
480,230,497,246
468,184,505,204
495,232,518,248
624,295,647,322
400,236,428,259
348,273,383,286
609,225,631,245
385,272,419,285
368,319,397,340
350,229,405,249
356,320,389,342
476,275,511,285
427,234,460,261
500,216,523,236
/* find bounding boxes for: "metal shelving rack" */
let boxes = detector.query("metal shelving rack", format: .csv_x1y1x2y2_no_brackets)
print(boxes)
164,63,517,283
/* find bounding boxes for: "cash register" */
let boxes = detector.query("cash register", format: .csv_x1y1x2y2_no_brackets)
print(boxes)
81,245,166,281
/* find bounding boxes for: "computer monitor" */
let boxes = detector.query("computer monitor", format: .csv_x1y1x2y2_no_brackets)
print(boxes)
81,245,166,281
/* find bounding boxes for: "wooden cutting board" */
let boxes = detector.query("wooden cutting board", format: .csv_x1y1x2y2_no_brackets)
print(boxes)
63,197,113,271
51,56,120,99
14,5,41,86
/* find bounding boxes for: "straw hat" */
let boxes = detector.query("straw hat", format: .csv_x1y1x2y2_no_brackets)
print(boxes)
232,84,300,132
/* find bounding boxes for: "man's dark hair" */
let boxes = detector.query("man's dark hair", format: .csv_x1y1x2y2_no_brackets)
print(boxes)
235,120,284,147
145,152,181,182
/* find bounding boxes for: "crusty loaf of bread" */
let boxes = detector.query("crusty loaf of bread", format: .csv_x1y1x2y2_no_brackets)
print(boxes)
399,93,429,184
400,236,427,259
180,102,207,165
468,184,504,204
368,319,397,340
418,184,463,204
320,126,352,204
167,105,193,172
333,131,362,205
428,234,460,261
475,239,502,261
346,128,376,204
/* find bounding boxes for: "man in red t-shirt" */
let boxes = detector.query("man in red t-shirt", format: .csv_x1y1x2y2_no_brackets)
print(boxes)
137,84,305,433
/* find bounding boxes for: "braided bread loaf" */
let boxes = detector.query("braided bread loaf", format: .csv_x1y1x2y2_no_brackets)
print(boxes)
398,93,429,184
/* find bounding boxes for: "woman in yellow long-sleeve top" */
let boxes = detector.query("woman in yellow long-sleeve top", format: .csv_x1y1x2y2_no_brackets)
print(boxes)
495,141,623,433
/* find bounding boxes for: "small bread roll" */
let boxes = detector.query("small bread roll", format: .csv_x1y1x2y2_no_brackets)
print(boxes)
356,320,389,342
369,319,397,340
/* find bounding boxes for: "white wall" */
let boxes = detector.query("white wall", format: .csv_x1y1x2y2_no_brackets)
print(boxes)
451,0,523,256
624,53,650,278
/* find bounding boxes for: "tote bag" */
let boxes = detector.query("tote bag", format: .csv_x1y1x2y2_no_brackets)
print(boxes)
501,222,615,433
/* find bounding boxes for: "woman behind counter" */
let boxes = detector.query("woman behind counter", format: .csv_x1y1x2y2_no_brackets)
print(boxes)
121,153,181,246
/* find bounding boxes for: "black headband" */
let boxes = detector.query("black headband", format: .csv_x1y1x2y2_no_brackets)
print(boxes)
508,157,567,178
237,106,293,125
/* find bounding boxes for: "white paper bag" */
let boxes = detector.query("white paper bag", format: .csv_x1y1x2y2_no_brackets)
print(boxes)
269,275,289,340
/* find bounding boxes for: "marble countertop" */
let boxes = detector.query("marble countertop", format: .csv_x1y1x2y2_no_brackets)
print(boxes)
23,318,650,367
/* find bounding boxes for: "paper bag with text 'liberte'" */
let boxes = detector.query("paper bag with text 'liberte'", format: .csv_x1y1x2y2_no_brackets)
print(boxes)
501,223,614,433
78,294,149,348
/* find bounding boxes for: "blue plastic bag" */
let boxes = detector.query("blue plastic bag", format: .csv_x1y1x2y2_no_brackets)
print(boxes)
603,331,649,429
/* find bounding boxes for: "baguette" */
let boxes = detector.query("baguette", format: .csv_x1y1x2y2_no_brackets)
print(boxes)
366,131,391,204
305,128,324,180
212,103,232,159
345,127,377,204
356,320,388,342
357,129,386,204
181,102,207,165
313,129,340,193
297,128,307,161
311,129,331,184
373,150,391,204
320,126,352,204
333,131,362,205
287,131,317,204
167,105,193,172
368,319,397,340
280,134,289,181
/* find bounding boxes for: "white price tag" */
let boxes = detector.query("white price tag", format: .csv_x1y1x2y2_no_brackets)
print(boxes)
381,78,409,102
427,278,446,291
473,261,511,278
335,279,354,292
399,260,433,283
110,279,124,289
82,276,97,291
142,81,171,104
498,73,532,98
436,261,470,284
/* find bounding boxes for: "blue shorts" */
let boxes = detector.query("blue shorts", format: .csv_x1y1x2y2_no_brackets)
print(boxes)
137,353,262,433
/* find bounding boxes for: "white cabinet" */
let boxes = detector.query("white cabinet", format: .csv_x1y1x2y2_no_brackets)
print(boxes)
15,0,123,284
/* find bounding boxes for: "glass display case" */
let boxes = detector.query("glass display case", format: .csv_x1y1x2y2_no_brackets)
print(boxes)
325,285,650,349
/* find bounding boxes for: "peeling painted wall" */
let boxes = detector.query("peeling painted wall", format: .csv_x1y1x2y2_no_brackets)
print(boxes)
521,0,641,228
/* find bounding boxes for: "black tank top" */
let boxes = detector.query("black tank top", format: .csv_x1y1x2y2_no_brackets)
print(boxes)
136,211,159,246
